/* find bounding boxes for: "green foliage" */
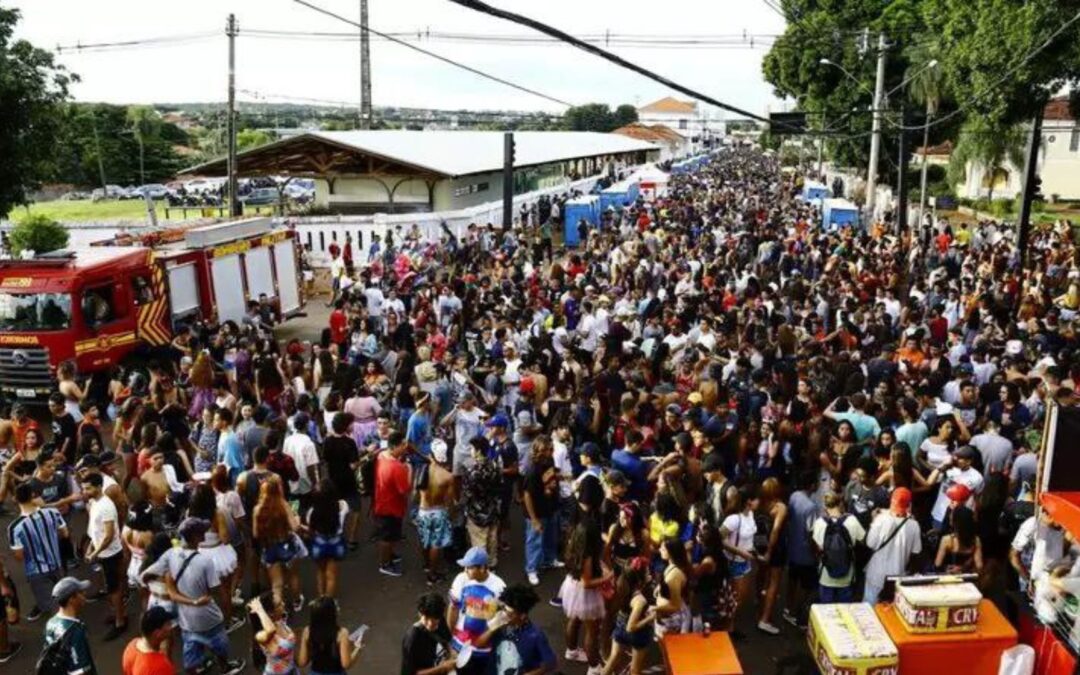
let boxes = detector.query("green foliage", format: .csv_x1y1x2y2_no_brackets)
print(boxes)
0,7,74,218
612,104,638,128
237,129,275,152
8,214,69,254
948,118,1026,200
562,103,638,132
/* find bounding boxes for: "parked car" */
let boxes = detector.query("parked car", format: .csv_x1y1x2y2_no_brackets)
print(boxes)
184,178,220,194
131,184,169,199
60,191,91,201
90,185,129,200
240,187,280,206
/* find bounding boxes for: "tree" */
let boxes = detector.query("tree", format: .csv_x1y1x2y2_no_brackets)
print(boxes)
948,118,1026,202
127,106,162,185
9,214,69,255
904,40,946,222
237,129,275,152
0,7,74,218
563,103,615,132
612,104,638,128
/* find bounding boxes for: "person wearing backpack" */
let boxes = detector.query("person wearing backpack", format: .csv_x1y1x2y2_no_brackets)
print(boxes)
811,492,865,603
41,577,96,675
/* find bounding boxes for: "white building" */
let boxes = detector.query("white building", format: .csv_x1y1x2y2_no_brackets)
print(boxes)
961,97,1080,201
636,97,724,151
612,123,689,161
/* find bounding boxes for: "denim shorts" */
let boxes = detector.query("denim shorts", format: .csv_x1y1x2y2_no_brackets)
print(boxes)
182,625,230,670
728,558,752,578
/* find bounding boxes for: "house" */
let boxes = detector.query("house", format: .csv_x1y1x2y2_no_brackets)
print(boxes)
637,97,724,151
913,140,952,168
959,97,1080,200
180,130,659,214
612,123,689,161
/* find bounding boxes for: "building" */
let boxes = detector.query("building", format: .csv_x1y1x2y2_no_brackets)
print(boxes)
612,123,689,161
959,97,1080,201
636,97,724,151
180,130,658,214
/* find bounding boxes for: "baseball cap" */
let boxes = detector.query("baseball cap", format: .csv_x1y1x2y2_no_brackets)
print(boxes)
579,442,601,463
457,546,490,568
52,577,92,603
666,403,683,416
178,517,212,539
891,487,913,515
946,483,973,503
141,606,177,635
485,414,509,429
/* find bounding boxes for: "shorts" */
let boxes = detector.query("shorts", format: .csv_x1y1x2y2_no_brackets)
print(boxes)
728,558,752,579
613,616,652,650
182,624,231,670
262,538,301,566
374,515,403,543
28,571,61,613
99,552,124,593
310,534,346,562
416,508,452,550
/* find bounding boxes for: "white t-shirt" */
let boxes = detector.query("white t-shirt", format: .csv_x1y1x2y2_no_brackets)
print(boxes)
449,572,507,653
88,495,123,558
721,512,756,561
283,432,319,496
552,438,574,500
364,287,385,318
931,466,985,522
864,511,922,585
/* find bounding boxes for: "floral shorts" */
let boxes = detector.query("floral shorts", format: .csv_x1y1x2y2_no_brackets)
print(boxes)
416,508,452,550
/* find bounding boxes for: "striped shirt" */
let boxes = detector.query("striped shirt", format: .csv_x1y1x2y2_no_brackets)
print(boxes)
8,507,65,577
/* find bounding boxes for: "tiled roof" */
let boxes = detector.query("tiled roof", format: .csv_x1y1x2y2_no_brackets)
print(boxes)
613,123,686,144
638,96,697,114
1044,96,1074,121
915,140,953,156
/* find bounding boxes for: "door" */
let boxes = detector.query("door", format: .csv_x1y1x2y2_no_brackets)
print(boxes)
210,255,246,323
273,240,300,314
243,246,275,299
167,264,200,320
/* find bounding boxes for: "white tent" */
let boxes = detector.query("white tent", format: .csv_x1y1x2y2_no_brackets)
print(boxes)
628,164,670,201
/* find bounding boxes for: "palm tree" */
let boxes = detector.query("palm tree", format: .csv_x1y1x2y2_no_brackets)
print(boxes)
904,41,945,226
948,118,1027,203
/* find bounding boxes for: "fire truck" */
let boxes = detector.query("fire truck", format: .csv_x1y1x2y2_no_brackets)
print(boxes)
0,218,303,402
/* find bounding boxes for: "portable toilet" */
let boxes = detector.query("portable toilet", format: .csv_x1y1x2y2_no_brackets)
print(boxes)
564,195,600,247
802,181,830,203
821,198,860,231
599,179,640,214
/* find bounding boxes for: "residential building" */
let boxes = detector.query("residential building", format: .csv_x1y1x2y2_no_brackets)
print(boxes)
612,123,689,161
637,97,724,151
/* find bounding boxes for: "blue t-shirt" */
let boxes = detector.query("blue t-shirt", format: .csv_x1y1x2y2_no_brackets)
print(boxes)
490,621,556,675
217,431,246,475
406,411,432,456
611,449,649,502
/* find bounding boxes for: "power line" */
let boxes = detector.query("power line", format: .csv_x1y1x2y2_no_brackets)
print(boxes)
445,0,796,132
290,0,573,108
55,31,217,53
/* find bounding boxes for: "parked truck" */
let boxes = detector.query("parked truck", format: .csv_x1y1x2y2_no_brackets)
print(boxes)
0,217,303,402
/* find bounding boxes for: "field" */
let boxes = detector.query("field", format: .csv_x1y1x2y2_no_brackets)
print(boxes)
9,199,187,224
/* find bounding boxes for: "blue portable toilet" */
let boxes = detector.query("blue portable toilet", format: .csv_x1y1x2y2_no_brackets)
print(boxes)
564,195,600,247
821,198,860,231
802,181,830,203
599,179,640,213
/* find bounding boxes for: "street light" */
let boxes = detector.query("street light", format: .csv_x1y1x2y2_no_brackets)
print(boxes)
819,58,875,97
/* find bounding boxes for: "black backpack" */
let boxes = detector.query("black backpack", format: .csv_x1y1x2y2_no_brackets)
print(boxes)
36,624,76,675
821,515,854,579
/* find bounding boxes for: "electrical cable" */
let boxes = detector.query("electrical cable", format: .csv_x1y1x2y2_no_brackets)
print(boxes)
444,0,802,132
290,0,574,108
55,31,217,53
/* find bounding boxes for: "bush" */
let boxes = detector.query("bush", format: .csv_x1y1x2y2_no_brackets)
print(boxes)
989,198,1015,218
9,214,69,255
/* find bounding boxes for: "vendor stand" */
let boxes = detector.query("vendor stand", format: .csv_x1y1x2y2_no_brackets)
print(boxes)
662,632,743,675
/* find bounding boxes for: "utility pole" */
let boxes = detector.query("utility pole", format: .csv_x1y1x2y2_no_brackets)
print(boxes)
896,104,909,234
226,14,240,217
359,0,372,129
502,132,515,228
865,32,887,225
90,111,108,196
1017,106,1045,267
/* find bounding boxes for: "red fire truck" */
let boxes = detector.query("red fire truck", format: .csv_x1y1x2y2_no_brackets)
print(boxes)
0,218,303,402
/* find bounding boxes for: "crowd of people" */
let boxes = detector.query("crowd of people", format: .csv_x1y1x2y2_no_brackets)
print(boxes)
0,143,1078,675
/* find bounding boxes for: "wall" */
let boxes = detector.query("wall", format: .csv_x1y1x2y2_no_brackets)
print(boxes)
315,174,432,211
1041,125,1080,200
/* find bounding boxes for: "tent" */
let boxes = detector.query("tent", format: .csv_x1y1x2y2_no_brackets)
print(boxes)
564,195,600,246
822,198,860,231
801,180,830,202
629,165,670,201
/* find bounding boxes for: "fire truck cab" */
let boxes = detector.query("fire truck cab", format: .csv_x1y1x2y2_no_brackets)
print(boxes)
0,217,303,403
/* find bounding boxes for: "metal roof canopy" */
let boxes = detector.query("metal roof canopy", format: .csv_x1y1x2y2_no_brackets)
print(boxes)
180,130,657,180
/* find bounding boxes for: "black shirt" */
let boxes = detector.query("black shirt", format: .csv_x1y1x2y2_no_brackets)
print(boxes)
400,622,451,675
525,457,558,519
323,435,361,497
51,414,78,465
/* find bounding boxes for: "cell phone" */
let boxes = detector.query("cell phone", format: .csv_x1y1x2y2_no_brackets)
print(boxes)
349,624,369,644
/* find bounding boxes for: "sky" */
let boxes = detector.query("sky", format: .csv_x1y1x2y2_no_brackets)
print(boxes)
8,0,787,118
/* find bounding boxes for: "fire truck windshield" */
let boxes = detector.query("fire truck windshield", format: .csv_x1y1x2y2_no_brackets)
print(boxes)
0,292,72,331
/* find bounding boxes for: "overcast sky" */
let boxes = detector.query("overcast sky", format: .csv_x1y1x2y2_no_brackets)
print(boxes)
9,0,786,117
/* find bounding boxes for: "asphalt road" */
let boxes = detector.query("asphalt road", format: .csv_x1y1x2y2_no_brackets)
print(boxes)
0,299,815,674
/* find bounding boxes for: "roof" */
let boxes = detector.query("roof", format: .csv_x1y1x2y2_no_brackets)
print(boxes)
637,97,697,114
1044,96,1074,121
915,140,954,156
181,130,658,179
613,123,686,144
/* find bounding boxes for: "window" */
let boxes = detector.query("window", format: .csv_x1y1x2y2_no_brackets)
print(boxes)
81,285,116,326
1071,125,1079,152
0,292,72,331
679,119,688,130
319,231,325,251
131,275,153,306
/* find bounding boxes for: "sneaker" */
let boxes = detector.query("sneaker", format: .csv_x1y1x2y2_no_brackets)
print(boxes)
527,572,540,586
565,648,588,663
26,606,43,622
391,554,403,565
291,594,305,613
222,658,247,675
380,564,404,577
0,642,23,664
549,596,563,608
194,659,215,675
103,622,128,641
782,608,799,628
757,621,781,635
546,559,566,569
586,666,604,675
226,614,247,634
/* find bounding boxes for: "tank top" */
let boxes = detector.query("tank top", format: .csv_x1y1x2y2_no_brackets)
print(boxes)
263,623,297,675
242,469,274,516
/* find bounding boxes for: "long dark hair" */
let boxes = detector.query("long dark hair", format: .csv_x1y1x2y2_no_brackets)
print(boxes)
952,506,978,550
141,532,174,574
308,596,340,657
187,483,216,522
309,481,341,537
696,523,730,581
565,518,602,580
614,556,651,613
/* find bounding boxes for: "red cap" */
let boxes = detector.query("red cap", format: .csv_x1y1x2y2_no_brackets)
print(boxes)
891,487,913,515
946,483,972,504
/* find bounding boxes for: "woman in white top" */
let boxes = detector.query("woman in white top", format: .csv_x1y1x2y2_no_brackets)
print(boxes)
57,360,86,422
719,488,761,631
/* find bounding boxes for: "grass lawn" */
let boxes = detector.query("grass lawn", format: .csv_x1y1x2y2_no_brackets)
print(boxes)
10,199,191,224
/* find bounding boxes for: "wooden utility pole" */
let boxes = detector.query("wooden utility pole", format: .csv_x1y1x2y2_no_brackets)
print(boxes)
359,0,372,129
226,14,240,217
503,132,515,228
1017,106,1045,266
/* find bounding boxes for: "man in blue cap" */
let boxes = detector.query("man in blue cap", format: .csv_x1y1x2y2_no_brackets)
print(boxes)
485,414,519,555
447,546,506,675
43,576,96,674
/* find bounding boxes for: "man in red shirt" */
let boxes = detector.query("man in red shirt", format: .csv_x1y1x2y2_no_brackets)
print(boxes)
122,606,175,675
329,299,348,358
374,430,412,577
